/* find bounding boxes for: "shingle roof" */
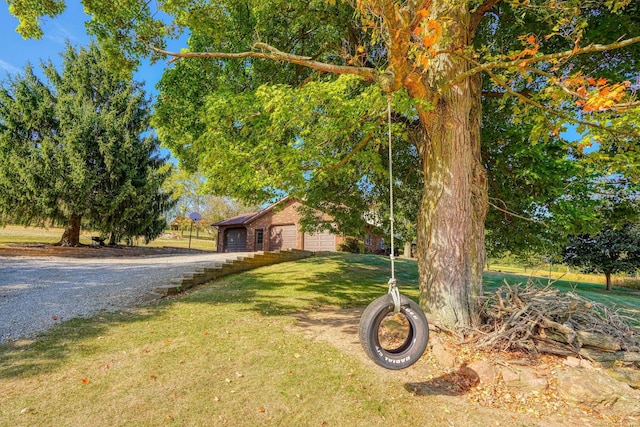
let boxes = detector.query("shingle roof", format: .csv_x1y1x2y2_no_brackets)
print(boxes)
211,212,258,226
211,197,292,227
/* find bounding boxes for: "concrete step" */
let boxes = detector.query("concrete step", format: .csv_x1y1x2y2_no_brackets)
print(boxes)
156,284,182,295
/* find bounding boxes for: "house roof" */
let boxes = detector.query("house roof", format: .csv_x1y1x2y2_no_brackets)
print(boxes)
211,197,292,227
211,212,258,227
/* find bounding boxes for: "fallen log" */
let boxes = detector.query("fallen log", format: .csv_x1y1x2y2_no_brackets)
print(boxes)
534,339,581,358
579,348,640,363
539,318,577,346
576,331,622,352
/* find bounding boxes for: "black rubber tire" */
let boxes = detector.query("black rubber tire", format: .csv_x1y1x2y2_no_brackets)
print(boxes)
359,294,429,370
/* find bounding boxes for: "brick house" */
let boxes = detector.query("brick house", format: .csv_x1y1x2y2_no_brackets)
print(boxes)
212,197,346,253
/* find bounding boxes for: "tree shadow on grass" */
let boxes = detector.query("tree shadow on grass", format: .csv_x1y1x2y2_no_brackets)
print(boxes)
189,254,421,318
0,306,166,379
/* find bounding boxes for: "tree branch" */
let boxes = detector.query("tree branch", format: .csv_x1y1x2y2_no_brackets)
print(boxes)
486,66,640,112
609,100,640,112
484,68,640,140
523,66,585,100
304,116,385,173
483,89,531,98
145,42,381,83
441,35,640,94
379,0,412,91
470,0,502,38
407,0,433,33
488,199,547,225
253,42,380,81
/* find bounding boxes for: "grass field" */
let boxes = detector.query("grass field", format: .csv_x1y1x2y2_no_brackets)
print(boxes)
0,224,217,251
483,271,640,317
487,263,640,289
1,252,639,425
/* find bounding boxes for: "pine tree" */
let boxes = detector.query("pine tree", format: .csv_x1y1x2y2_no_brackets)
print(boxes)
0,42,173,245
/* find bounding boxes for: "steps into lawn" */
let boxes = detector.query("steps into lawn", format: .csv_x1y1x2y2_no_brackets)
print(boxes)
154,249,313,296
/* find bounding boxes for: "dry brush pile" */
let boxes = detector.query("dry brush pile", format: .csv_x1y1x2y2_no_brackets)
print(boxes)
474,281,640,367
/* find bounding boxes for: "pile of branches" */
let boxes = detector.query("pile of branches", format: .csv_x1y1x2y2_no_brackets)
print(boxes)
474,281,640,365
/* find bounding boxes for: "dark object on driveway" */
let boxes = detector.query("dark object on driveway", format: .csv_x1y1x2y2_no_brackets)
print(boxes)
91,236,106,246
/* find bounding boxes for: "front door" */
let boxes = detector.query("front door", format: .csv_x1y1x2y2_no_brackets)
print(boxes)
255,229,264,251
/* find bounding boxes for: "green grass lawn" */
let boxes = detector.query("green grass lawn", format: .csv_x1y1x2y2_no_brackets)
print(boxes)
1,253,638,426
0,224,94,245
0,224,217,251
486,263,640,288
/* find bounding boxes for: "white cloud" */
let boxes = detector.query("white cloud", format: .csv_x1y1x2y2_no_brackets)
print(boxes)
0,59,20,75
44,22,81,45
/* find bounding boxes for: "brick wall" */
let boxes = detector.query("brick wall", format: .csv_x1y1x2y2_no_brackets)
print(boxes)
247,199,303,251
364,233,386,253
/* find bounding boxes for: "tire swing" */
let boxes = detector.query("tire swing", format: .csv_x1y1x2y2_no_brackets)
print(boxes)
358,94,429,370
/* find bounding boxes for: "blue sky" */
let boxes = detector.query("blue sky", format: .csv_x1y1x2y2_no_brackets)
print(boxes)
0,3,168,97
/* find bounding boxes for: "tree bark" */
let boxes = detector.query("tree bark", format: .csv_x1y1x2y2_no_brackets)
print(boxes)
416,98,487,327
58,214,82,246
403,241,413,258
605,272,612,291
413,3,488,328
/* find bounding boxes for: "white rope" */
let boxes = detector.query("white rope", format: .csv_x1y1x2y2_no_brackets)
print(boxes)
387,94,395,279
388,277,401,313
386,94,400,313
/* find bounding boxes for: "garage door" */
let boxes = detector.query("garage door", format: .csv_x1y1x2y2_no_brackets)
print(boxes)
304,230,336,252
270,225,297,251
225,228,247,252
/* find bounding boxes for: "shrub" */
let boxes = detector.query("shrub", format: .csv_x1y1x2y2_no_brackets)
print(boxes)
339,237,362,254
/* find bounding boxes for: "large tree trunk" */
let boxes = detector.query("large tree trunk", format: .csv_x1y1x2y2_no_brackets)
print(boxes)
109,232,119,246
413,4,488,328
58,214,82,246
416,95,487,327
605,272,612,291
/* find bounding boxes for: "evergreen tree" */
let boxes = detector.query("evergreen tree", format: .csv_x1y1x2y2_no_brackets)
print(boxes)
0,42,173,245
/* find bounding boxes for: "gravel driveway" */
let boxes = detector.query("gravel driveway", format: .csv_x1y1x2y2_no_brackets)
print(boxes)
0,253,244,343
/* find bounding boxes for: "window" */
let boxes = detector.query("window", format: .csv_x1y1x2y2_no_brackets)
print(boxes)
256,230,264,244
